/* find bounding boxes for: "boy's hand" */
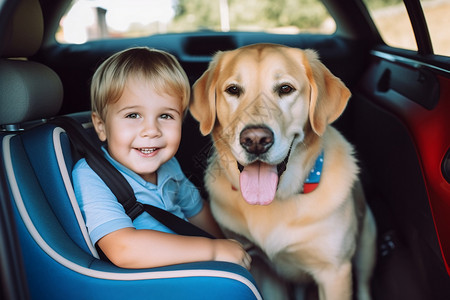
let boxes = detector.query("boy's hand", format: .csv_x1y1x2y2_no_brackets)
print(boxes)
212,239,252,269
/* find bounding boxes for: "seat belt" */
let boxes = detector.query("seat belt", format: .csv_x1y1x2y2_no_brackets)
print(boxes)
51,116,215,239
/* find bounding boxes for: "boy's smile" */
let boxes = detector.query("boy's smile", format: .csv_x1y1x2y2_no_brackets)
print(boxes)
137,147,157,155
92,76,183,184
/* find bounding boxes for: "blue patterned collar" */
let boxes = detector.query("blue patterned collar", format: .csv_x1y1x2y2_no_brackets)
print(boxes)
302,151,324,193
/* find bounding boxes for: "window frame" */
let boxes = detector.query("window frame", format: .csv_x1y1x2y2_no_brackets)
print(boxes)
404,0,433,55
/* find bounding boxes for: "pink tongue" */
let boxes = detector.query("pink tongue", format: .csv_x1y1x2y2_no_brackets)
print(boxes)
239,162,278,205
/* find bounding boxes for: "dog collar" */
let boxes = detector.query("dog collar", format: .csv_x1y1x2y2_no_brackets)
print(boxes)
302,151,324,194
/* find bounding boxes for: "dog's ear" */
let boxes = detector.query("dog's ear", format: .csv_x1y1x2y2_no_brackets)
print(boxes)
302,50,351,136
190,52,223,135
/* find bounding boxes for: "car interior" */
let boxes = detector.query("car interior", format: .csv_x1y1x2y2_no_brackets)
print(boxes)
1,0,449,299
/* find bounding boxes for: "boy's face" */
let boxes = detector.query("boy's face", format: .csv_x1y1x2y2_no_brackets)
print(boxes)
92,77,183,184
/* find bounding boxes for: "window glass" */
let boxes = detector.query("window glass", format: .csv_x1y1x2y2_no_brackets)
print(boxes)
421,0,450,56
363,0,417,51
56,0,335,44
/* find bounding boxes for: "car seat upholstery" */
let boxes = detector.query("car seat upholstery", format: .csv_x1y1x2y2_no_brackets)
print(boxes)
0,1,262,299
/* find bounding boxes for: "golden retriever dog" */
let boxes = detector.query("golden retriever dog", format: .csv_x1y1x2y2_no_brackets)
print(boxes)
190,43,377,300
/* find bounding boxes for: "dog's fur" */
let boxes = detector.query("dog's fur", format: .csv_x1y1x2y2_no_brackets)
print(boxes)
190,44,376,300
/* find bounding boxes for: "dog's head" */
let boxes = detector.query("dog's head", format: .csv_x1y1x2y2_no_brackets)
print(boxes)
190,44,350,205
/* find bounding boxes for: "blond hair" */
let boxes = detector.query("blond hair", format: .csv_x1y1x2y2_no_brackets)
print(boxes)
91,47,190,120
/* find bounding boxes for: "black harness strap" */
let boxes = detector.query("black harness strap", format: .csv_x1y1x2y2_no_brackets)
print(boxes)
52,116,214,239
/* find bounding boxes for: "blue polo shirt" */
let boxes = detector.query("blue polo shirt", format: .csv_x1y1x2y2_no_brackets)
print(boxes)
72,147,203,245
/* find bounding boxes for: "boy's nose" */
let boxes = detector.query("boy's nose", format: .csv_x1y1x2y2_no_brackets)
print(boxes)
141,120,162,138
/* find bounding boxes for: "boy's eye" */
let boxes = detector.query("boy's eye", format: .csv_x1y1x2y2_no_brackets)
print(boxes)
126,113,140,119
160,113,174,120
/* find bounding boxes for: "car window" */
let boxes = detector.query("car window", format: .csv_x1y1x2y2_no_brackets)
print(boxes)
56,0,336,44
362,0,417,51
363,0,450,56
421,0,450,56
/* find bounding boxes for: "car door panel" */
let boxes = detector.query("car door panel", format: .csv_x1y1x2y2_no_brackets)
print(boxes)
351,50,450,300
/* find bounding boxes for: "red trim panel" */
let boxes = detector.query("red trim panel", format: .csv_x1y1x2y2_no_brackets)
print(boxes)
370,71,450,275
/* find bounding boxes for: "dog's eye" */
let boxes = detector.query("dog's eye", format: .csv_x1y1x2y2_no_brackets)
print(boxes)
225,85,241,97
278,84,295,95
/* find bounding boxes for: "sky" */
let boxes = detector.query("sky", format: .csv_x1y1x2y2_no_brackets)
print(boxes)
61,0,176,43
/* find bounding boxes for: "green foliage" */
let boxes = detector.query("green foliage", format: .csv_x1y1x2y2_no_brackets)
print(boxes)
173,0,221,31
261,0,329,28
171,0,404,33
171,0,331,32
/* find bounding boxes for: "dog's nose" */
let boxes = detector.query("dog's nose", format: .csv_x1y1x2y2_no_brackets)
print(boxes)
240,125,274,155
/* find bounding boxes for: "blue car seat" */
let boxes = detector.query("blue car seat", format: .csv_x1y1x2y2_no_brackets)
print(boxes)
0,0,262,299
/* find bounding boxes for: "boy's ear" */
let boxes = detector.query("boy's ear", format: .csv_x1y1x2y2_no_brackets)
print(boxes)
91,112,107,142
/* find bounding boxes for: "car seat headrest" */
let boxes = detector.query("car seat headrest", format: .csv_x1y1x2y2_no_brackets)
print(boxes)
1,0,44,58
0,59,63,125
0,0,63,126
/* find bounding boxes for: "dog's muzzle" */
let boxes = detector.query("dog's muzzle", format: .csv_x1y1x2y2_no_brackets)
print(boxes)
235,126,296,205
237,124,293,178
239,125,274,156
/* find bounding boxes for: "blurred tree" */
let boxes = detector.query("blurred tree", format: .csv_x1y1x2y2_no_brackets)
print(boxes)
173,0,221,31
172,0,331,32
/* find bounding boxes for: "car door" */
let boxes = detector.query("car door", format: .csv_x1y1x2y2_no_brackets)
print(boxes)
350,1,450,299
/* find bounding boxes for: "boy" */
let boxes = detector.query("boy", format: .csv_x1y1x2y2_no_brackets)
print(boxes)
72,47,251,269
